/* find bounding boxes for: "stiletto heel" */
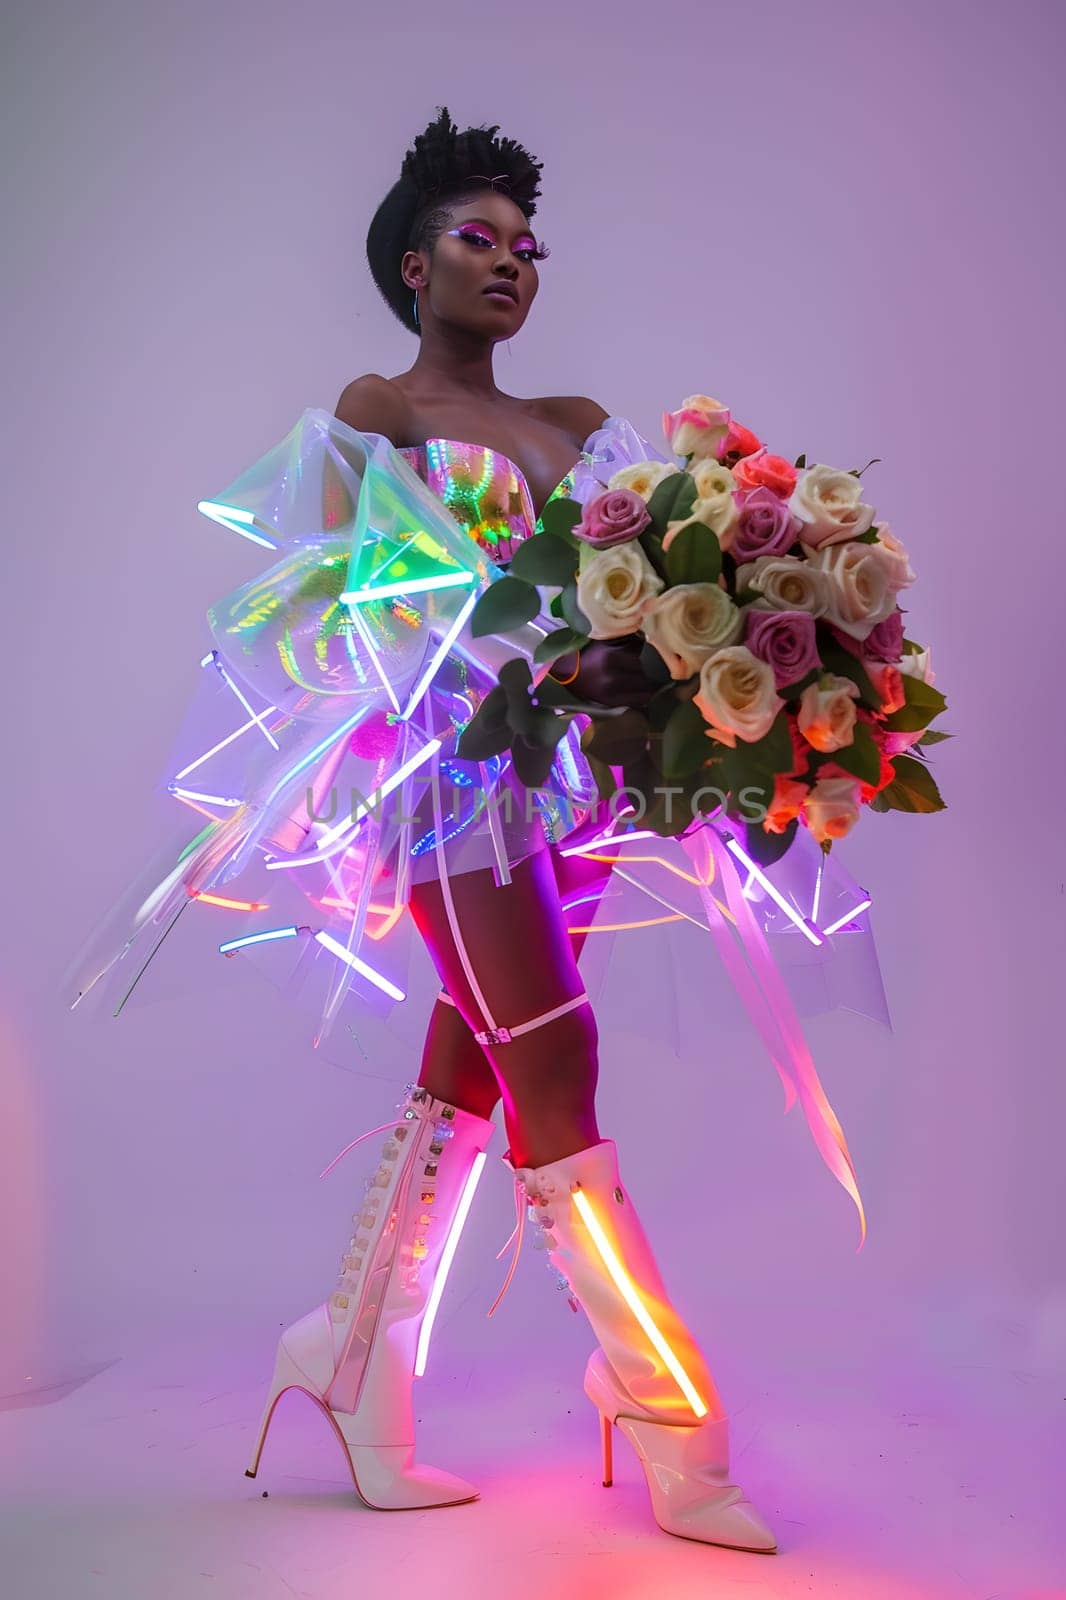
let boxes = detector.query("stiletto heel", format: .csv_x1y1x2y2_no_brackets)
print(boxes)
245,1342,307,1479
499,1138,778,1554
247,1084,494,1511
600,1409,614,1488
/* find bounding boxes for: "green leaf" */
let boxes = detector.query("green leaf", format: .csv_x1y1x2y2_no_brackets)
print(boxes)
663,522,723,587
510,733,559,788
853,527,880,544
883,674,948,732
559,580,592,634
509,531,579,586
877,753,947,813
662,697,713,780
646,470,696,536
584,753,619,805
817,629,880,707
539,498,583,542
469,575,541,638
532,626,587,666
794,453,807,469
740,817,798,868
776,666,820,701
915,727,953,746
901,637,924,655
637,526,669,583
824,721,881,785
455,688,513,761
739,710,794,777
582,708,650,767
549,592,564,619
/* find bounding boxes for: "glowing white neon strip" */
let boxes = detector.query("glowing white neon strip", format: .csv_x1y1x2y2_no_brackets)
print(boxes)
264,737,441,866
811,852,825,925
571,1188,707,1418
820,897,873,937
401,589,480,720
204,651,281,752
169,785,242,808
345,605,402,717
260,707,370,820
560,826,655,857
340,571,475,604
174,706,279,781
219,925,299,954
721,833,824,947
414,1151,487,1378
313,930,405,1001
197,500,279,550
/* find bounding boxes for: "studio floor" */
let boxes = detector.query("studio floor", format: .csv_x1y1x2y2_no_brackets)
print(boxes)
2,1333,1061,1600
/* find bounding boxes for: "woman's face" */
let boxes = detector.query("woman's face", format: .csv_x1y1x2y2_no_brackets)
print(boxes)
402,191,545,338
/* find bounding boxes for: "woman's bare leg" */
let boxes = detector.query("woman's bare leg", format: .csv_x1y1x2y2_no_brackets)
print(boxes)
408,847,610,1167
414,841,615,1126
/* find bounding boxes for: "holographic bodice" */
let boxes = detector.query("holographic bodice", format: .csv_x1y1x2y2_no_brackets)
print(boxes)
396,437,580,569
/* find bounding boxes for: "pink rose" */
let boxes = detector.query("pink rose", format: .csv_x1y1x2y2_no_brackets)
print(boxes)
744,608,820,689
765,774,809,834
731,486,803,562
573,488,650,550
732,448,799,499
864,609,905,663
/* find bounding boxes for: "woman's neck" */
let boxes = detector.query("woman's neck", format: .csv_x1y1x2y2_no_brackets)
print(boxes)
398,327,504,401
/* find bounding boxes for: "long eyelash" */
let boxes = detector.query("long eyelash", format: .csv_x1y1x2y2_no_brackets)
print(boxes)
451,226,550,262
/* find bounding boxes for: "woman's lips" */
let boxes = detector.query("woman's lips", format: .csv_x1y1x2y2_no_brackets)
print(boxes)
483,286,519,306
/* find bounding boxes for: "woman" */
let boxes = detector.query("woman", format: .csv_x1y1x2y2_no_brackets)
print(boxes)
242,107,778,1555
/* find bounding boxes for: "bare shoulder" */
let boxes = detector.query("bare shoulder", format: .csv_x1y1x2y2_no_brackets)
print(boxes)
334,373,410,444
535,394,611,446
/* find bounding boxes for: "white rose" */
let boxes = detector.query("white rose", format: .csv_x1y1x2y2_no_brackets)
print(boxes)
642,583,743,680
898,645,935,685
868,524,917,592
693,644,783,747
803,775,862,843
664,395,732,460
607,460,678,501
663,459,739,551
735,554,830,616
797,673,861,752
576,541,665,639
789,464,876,548
801,541,897,640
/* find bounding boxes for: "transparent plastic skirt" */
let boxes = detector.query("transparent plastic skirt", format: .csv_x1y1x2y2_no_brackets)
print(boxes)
66,409,890,1242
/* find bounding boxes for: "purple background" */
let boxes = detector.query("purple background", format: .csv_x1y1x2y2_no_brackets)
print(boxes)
2,0,1063,1593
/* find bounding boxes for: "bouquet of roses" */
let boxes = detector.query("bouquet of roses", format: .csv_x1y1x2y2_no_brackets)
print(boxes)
456,394,948,865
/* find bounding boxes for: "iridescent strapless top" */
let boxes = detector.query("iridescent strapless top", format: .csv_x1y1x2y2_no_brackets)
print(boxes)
396,437,581,569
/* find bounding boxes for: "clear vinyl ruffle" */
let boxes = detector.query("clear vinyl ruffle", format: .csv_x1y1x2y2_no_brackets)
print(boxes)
65,409,890,1241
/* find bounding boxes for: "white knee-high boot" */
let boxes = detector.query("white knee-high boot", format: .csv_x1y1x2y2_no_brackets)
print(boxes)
501,1137,777,1553
246,1082,494,1510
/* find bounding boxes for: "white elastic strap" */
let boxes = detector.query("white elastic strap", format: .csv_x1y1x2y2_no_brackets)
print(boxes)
473,989,589,1048
436,988,457,1006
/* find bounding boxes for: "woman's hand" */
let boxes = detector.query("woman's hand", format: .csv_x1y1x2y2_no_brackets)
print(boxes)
551,635,659,709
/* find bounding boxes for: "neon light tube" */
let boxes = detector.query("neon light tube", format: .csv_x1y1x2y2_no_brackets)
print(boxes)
219,925,298,954
169,785,242,808
401,589,480,720
174,706,279,781
820,897,873,937
721,833,824,947
414,1152,487,1377
197,500,279,550
312,930,405,1001
572,1188,707,1418
340,571,475,604
204,652,281,751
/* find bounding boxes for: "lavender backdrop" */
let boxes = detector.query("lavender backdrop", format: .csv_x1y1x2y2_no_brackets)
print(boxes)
2,0,1063,1593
